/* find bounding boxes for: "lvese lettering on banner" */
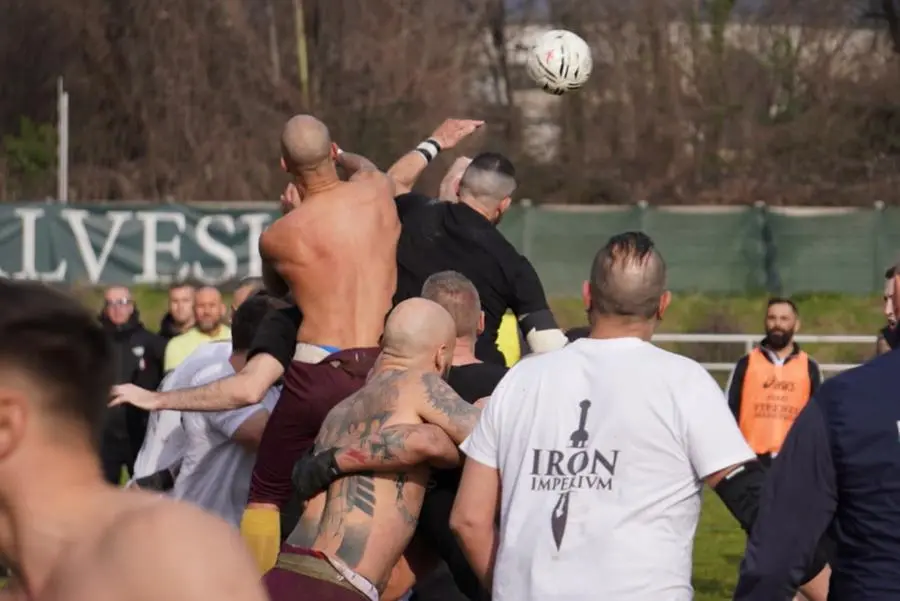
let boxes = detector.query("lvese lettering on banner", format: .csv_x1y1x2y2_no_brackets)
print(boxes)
0,204,277,285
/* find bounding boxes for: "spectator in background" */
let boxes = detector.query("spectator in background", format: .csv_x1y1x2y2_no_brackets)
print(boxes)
229,278,265,323
725,298,822,467
99,286,166,484
158,282,196,340
876,265,898,355
163,286,231,373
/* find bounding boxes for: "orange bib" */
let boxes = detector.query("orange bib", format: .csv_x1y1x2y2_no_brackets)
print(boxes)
738,348,811,456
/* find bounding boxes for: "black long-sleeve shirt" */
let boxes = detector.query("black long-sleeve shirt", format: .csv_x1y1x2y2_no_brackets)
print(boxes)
734,349,900,601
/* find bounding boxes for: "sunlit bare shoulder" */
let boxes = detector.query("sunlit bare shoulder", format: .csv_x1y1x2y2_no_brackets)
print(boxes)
88,498,268,601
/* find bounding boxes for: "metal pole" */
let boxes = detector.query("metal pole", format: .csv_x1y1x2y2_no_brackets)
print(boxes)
293,0,310,107
57,77,69,204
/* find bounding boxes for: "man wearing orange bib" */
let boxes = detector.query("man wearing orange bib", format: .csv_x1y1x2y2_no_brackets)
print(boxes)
725,298,822,466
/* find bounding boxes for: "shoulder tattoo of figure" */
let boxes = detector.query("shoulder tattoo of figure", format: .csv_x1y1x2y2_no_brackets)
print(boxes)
421,372,481,425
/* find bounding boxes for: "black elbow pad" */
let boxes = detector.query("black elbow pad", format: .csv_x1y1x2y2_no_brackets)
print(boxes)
713,460,766,533
519,309,558,334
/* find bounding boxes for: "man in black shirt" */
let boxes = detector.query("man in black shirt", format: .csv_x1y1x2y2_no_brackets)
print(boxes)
414,270,508,601
393,152,567,365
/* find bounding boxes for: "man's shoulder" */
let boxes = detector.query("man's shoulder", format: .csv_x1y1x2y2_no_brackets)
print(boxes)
97,493,256,566
820,351,900,400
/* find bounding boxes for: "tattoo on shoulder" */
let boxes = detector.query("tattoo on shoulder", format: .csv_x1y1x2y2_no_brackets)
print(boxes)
420,373,481,422
315,370,405,451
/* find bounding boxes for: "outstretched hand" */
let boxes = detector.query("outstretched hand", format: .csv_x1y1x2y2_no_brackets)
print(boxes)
430,119,485,150
109,383,160,411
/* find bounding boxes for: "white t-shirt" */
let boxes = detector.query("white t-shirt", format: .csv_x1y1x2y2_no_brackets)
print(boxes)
173,359,281,527
460,337,755,601
130,341,234,482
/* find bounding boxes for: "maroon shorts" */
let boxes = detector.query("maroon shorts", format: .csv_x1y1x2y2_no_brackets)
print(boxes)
248,347,380,508
264,546,368,601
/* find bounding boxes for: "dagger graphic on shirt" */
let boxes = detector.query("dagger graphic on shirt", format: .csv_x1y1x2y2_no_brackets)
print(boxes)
551,399,592,551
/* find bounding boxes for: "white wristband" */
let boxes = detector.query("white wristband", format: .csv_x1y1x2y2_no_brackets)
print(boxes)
415,139,441,162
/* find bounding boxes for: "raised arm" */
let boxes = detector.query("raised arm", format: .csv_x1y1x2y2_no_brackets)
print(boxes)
388,119,484,195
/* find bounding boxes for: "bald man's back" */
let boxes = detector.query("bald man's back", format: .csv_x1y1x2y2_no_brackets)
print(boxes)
278,301,480,595
260,115,399,351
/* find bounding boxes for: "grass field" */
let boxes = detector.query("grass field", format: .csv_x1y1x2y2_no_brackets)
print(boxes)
78,287,876,596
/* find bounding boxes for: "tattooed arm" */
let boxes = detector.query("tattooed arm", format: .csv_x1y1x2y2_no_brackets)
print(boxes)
416,373,481,444
336,424,461,471
292,424,460,502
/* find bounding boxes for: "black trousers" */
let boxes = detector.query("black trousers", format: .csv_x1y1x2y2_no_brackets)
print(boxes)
99,405,145,485
413,477,489,601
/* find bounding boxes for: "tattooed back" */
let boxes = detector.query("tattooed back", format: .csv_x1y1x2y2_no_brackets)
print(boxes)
287,369,431,591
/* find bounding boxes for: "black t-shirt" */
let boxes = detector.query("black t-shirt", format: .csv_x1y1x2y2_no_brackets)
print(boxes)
447,362,508,404
247,304,303,371
393,193,551,366
434,362,508,492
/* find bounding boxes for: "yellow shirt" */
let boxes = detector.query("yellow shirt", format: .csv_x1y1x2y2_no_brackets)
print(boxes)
497,312,521,367
163,326,232,372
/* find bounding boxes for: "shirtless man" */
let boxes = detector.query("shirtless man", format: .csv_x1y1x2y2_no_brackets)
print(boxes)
109,117,484,571
0,279,265,601
265,299,480,601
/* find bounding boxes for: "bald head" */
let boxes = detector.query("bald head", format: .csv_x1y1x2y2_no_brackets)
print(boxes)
382,299,456,365
458,152,517,207
421,271,481,339
281,115,334,174
589,232,667,320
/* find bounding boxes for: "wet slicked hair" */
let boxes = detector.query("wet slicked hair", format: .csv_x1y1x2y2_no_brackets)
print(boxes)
458,152,517,205
589,232,667,320
421,271,482,339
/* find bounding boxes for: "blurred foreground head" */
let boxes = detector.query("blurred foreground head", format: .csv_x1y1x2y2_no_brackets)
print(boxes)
0,280,115,484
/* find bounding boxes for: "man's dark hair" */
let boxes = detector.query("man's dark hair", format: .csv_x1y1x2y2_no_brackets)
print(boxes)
0,280,114,445
767,297,799,316
231,291,278,352
458,152,517,203
887,266,896,280
589,232,667,320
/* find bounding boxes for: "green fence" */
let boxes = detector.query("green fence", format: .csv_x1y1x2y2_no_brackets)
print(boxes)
0,202,895,295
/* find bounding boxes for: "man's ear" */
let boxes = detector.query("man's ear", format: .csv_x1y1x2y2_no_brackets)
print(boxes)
582,281,591,312
280,157,288,172
657,291,672,320
478,311,485,335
